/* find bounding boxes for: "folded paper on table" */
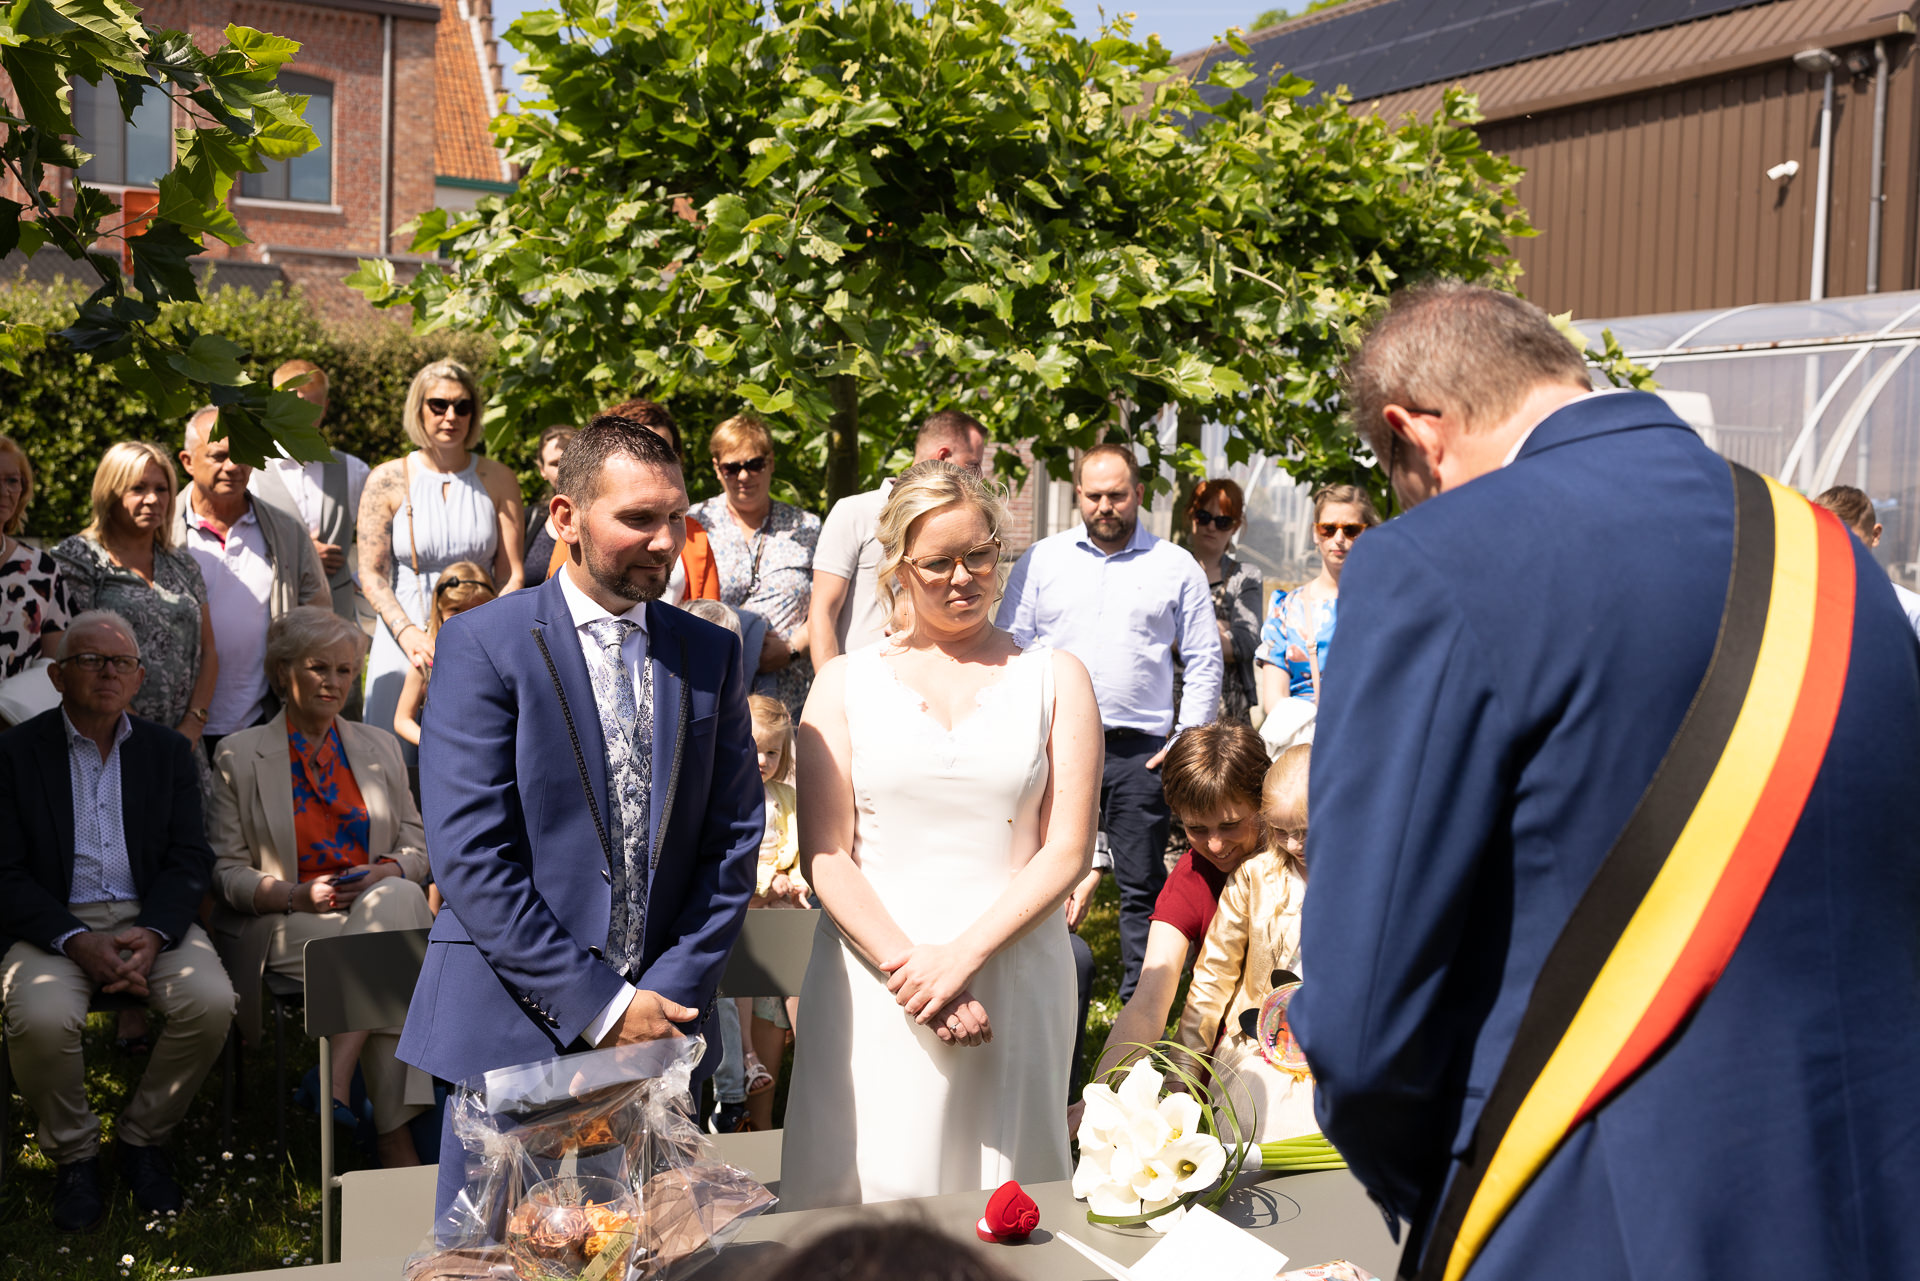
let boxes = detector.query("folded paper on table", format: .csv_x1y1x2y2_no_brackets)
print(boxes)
1060,1207,1291,1281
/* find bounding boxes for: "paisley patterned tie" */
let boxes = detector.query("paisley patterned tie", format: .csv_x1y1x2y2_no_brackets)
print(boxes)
583,616,653,978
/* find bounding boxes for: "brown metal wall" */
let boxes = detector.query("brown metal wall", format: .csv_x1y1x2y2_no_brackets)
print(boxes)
1476,41,1920,318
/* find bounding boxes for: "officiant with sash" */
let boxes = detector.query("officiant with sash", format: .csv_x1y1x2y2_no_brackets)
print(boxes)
1293,283,1920,1281
396,415,763,1231
247,361,370,635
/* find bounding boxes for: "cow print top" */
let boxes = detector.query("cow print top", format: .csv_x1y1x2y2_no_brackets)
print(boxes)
1,539,70,679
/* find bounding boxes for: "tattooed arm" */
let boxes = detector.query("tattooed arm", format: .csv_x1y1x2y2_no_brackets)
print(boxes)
358,458,433,668
478,458,527,596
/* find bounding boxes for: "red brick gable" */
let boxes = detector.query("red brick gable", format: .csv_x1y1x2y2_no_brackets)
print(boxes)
433,0,503,182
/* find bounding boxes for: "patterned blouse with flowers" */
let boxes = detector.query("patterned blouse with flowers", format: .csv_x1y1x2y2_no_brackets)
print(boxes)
1,540,71,679
289,724,371,881
688,496,821,716
1256,587,1339,704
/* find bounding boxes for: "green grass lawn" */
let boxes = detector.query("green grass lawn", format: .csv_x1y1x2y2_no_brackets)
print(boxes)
2,881,1136,1276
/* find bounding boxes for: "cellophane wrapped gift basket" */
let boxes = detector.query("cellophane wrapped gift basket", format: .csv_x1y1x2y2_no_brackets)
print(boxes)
405,1039,774,1281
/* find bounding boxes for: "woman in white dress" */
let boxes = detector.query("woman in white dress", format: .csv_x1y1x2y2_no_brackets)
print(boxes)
780,461,1102,1210
357,360,524,737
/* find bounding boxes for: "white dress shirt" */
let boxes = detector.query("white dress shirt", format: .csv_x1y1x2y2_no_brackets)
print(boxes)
49,710,156,955
997,519,1222,736
555,566,652,1046
252,453,371,583
181,492,276,734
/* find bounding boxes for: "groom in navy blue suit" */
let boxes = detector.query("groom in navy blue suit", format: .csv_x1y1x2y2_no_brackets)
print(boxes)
398,416,762,1223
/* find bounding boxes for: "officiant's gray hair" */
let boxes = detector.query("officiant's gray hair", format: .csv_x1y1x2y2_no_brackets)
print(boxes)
874,460,1009,623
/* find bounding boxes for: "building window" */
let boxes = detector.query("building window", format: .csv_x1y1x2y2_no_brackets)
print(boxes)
72,78,172,188
240,74,333,204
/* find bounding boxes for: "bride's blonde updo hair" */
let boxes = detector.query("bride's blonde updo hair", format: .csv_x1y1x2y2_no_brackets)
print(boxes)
874,459,1010,628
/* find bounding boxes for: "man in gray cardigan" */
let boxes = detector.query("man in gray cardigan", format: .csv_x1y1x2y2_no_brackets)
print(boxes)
174,407,328,754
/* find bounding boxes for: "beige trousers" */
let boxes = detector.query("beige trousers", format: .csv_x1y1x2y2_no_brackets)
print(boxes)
268,877,433,1133
1,901,237,1164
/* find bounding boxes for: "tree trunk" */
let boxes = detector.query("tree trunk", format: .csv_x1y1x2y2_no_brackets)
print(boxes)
1170,402,1205,546
826,374,860,506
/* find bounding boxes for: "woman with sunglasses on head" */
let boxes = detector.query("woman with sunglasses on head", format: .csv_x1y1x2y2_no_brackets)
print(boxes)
1180,477,1265,725
357,360,525,739
1255,484,1380,751
687,413,821,716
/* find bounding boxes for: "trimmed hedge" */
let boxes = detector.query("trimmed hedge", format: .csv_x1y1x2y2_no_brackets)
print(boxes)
1,281,497,542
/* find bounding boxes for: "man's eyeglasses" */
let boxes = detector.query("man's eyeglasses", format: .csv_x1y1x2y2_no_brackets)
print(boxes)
426,397,474,418
903,540,1001,580
60,653,141,674
714,456,768,477
1315,522,1369,540
1190,510,1236,530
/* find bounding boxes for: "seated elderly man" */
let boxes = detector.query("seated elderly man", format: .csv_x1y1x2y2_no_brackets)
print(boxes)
0,610,236,1230
206,605,434,1168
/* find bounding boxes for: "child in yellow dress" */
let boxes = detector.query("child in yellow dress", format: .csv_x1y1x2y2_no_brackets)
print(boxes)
743,693,806,1130
1173,743,1315,1140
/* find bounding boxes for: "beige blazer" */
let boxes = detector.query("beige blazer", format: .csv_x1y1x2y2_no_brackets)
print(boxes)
205,710,428,1044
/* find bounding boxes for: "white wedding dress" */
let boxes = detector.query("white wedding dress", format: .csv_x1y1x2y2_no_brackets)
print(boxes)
779,643,1075,1209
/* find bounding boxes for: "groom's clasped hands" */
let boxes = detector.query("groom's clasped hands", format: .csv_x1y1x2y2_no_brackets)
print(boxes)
882,940,994,1048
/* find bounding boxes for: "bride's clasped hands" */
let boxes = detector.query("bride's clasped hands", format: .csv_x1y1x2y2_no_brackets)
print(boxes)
881,940,994,1046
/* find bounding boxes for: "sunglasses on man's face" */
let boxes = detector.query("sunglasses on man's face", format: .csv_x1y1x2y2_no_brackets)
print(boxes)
715,456,768,477
426,397,474,418
1316,522,1369,540
1190,510,1236,530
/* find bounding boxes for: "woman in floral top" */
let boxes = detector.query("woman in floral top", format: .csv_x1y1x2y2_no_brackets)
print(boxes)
1179,477,1265,724
688,414,821,716
51,442,218,747
0,435,70,690
1256,484,1380,712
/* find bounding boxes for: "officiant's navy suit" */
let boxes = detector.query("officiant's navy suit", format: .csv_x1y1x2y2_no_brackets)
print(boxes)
398,570,761,1213
1293,391,1920,1281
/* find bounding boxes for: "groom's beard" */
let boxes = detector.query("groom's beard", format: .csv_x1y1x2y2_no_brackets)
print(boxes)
580,531,674,604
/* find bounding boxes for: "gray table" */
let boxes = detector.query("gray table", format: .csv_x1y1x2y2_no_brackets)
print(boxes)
698,1166,1398,1280
206,1131,1397,1280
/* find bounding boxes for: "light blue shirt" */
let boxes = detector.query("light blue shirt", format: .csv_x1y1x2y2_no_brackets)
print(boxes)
49,709,152,956
997,520,1223,736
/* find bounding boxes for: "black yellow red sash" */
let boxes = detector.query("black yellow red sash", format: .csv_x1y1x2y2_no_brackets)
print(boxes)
1407,462,1857,1281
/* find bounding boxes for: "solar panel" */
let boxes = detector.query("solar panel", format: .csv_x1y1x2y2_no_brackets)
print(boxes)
1190,0,1775,107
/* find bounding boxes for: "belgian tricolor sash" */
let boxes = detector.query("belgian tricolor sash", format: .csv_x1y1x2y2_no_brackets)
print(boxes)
1407,462,1858,1281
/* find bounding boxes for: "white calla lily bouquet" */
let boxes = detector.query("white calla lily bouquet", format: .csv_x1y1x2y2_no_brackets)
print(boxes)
1071,1042,1346,1233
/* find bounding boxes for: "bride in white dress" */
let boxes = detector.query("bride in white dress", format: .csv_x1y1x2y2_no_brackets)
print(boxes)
780,461,1102,1210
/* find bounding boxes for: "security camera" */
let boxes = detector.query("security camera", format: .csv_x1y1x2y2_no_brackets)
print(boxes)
1767,160,1800,181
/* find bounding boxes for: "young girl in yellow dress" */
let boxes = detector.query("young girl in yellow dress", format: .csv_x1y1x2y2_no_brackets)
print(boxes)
1173,743,1315,1140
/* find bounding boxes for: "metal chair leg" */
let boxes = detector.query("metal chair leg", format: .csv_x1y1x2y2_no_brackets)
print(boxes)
218,1025,237,1149
273,994,287,1166
318,1034,334,1265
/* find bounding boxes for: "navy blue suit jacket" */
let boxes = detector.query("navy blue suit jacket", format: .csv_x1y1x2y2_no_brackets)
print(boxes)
396,572,763,1085
1292,392,1920,1280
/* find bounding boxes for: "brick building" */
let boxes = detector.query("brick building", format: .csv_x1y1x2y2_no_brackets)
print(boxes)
42,0,510,318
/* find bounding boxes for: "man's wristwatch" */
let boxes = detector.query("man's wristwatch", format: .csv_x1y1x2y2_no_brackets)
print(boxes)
189,707,209,723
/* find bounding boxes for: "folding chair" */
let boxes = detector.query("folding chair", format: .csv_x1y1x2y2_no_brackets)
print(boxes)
303,928,429,1264
710,908,818,1180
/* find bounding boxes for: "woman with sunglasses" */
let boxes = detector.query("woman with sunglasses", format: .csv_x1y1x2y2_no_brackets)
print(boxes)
1255,484,1380,750
1181,477,1265,725
687,414,821,716
357,360,525,740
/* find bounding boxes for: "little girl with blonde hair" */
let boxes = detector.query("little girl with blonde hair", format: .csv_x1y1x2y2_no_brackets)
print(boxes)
1173,743,1315,1140
392,561,496,747
742,693,806,1130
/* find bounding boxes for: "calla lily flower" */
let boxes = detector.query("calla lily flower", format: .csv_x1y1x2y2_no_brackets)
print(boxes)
1115,1057,1164,1113
1072,1145,1114,1199
1125,1107,1174,1158
1131,1155,1179,1203
1163,1132,1227,1194
1158,1090,1203,1142
1086,1180,1142,1218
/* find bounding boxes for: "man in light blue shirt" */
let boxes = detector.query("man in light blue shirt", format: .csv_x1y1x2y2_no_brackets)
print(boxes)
998,444,1222,1000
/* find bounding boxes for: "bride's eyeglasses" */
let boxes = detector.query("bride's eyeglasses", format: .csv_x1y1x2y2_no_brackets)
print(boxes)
902,540,1001,581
